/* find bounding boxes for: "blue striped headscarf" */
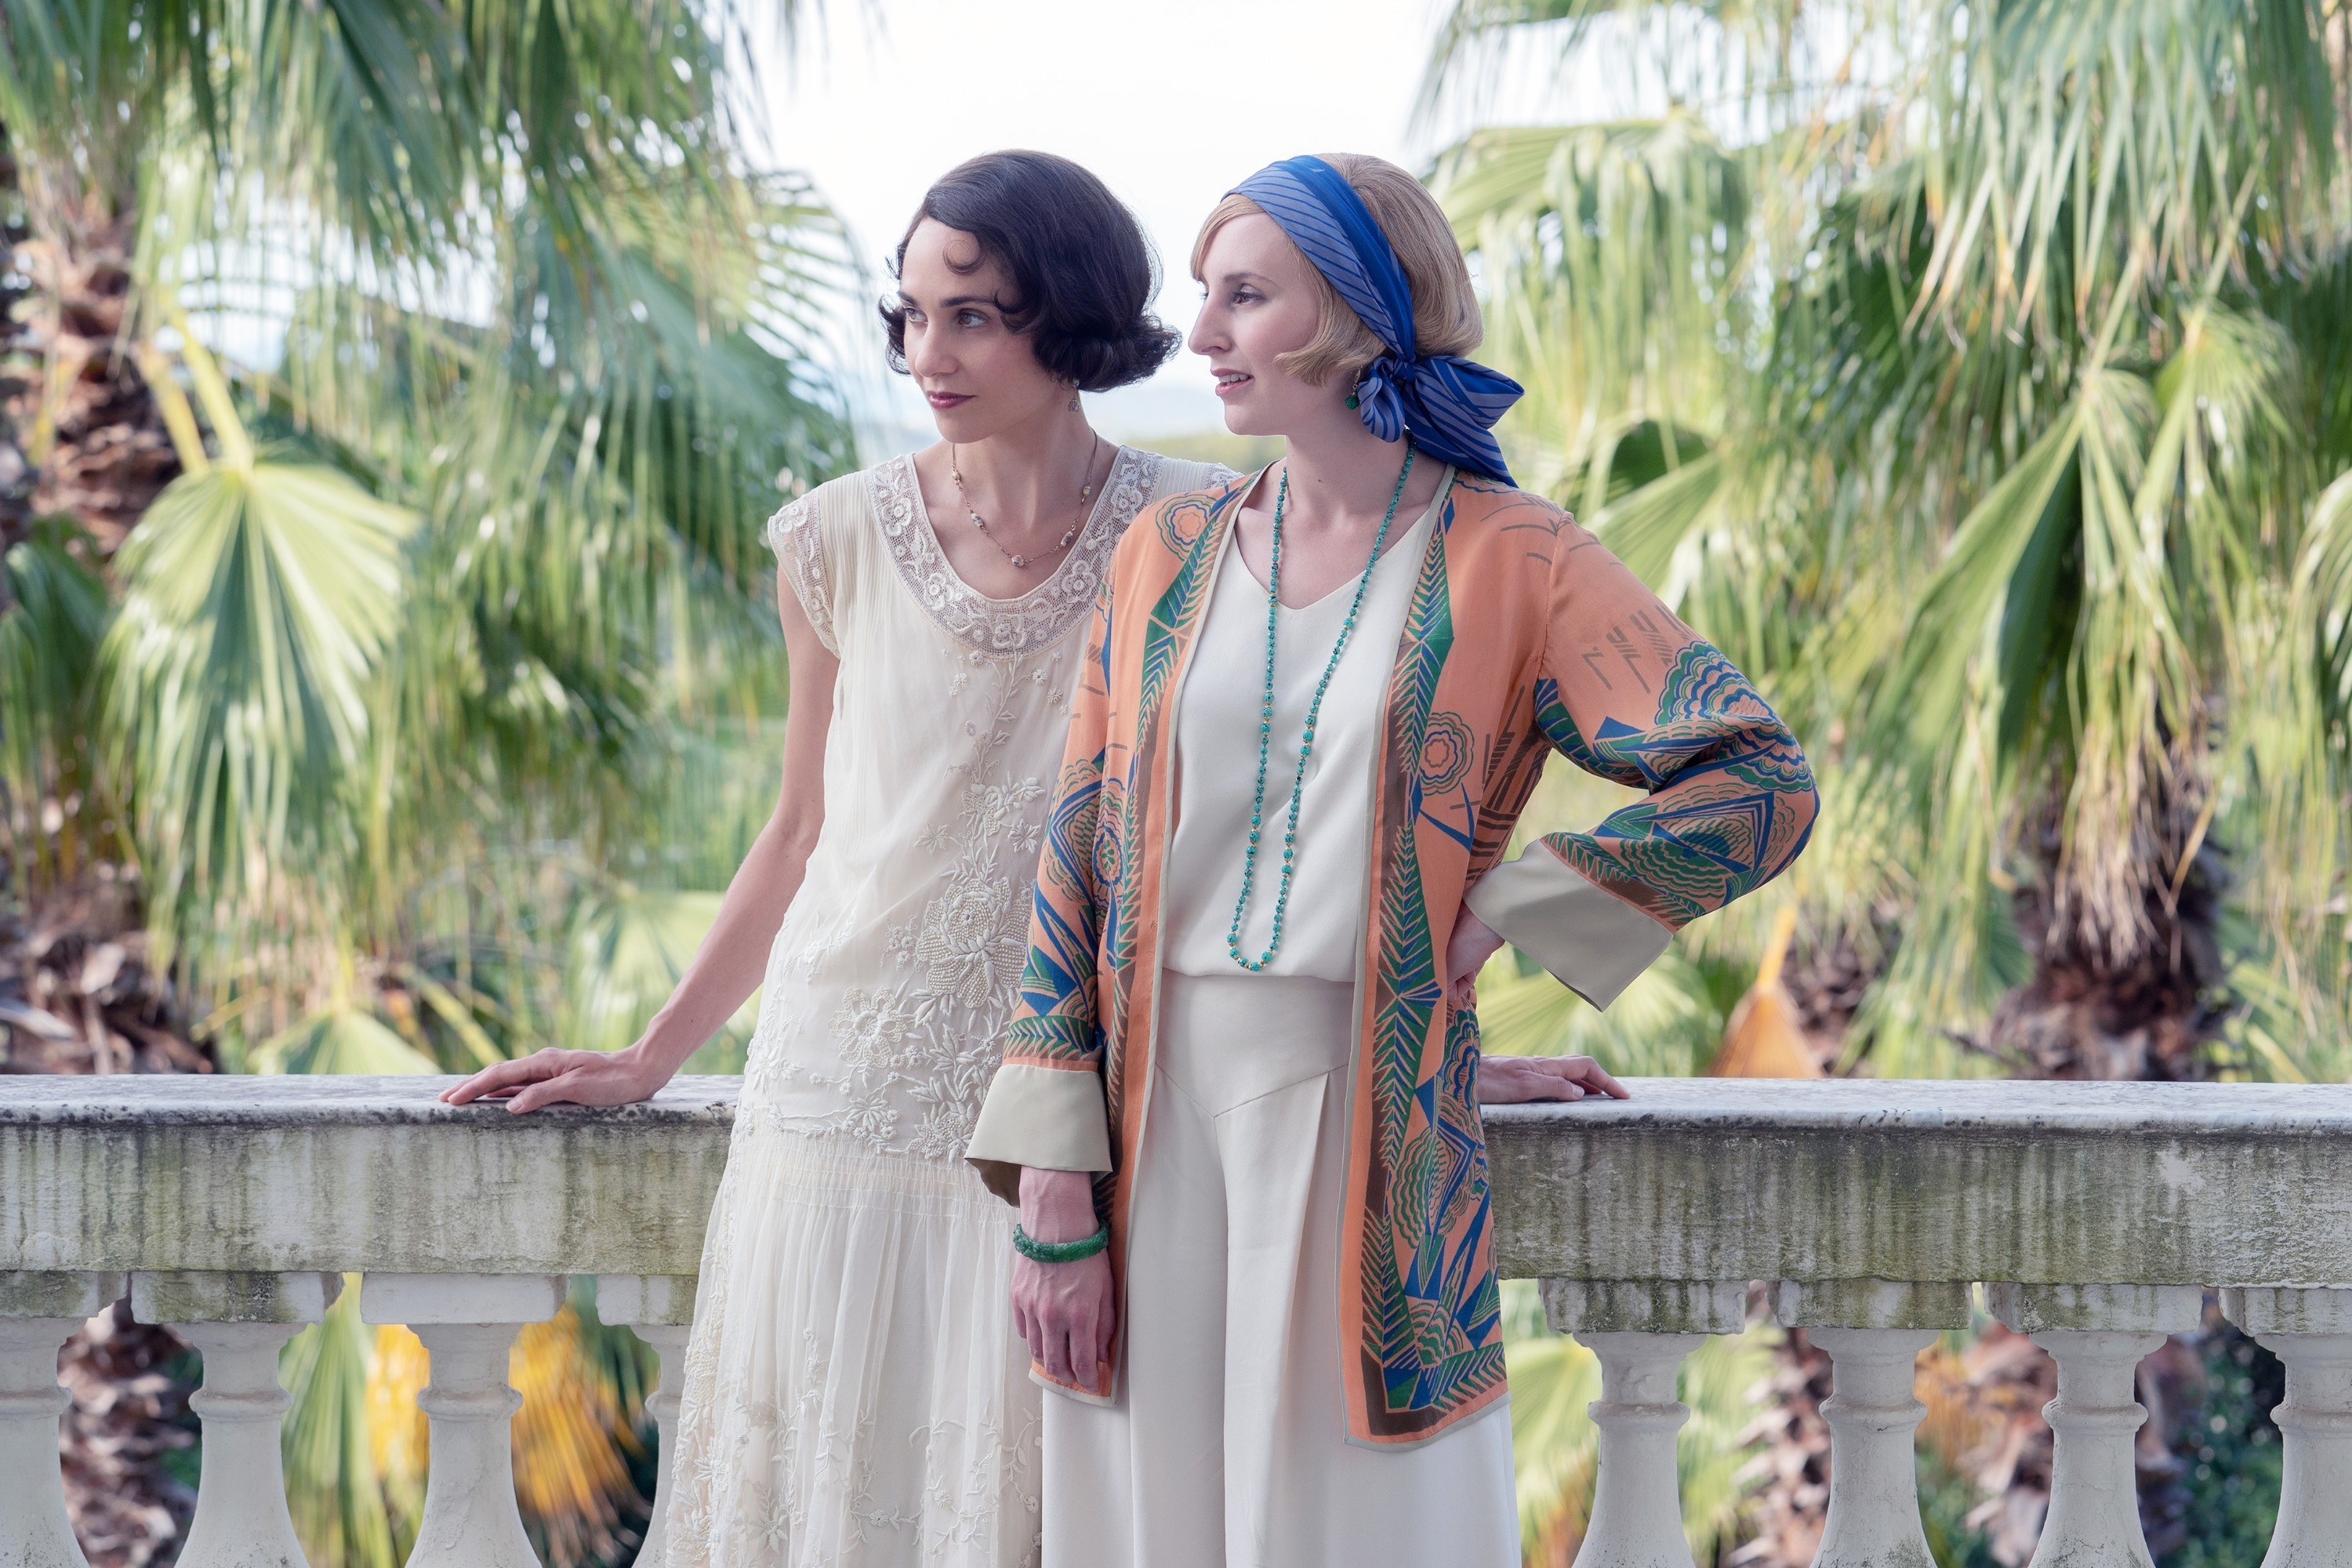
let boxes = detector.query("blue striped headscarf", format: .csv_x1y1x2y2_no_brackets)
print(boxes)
1232,155,1523,485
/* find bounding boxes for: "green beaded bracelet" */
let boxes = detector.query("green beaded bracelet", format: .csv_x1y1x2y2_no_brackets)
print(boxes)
1014,1222,1109,1264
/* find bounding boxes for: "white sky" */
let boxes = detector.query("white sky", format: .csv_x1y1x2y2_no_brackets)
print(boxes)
753,0,1457,450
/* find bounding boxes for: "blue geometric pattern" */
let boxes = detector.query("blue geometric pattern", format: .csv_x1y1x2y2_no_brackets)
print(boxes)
1537,641,1815,928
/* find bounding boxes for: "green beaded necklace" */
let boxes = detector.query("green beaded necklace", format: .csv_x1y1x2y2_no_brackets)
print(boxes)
1227,440,1418,973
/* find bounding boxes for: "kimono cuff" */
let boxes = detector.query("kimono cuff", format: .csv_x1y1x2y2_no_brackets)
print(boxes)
965,1061,1113,1200
1465,846,1673,1011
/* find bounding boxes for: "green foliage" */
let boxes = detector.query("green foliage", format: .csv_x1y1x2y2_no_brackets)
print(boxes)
251,1007,437,1076
1431,113,1751,504
1478,938,1742,1075
568,886,757,1063
0,0,850,1557
279,1284,409,1568
0,522,112,881
99,459,416,964
1429,0,2352,1075
0,521,106,796
1918,1450,2001,1568
2161,1332,2284,1566
0,0,851,1040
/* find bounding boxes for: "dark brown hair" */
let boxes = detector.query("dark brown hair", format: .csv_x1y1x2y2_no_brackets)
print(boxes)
880,151,1179,392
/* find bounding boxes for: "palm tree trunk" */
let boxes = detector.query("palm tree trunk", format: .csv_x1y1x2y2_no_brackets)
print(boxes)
56,1301,199,1568
1992,775,2227,1083
0,129,33,559
1,137,177,559
2,130,206,1568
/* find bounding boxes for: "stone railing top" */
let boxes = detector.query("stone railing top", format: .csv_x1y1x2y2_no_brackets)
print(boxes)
9,1074,2352,1290
10,1071,2346,1130
1479,1075,2352,1134
0,1074,741,1127
3,1076,742,1279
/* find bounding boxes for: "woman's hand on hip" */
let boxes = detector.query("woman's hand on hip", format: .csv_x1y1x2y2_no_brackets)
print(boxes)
1477,1053,1630,1105
438,1045,667,1113
1444,903,1508,1009
1011,1167,1116,1394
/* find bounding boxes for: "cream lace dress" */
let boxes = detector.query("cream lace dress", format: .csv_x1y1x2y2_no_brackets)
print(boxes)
662,447,1227,1568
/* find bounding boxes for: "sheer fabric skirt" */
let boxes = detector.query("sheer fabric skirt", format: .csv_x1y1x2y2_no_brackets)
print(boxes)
1041,972,1518,1568
661,1129,1043,1567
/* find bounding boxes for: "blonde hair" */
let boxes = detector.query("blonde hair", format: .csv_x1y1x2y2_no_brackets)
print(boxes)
1189,153,1483,389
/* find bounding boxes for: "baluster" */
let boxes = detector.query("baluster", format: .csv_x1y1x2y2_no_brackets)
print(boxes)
596,1274,698,1566
1541,1279,1747,1567
1988,1283,2201,1568
0,1272,122,1568
363,1273,564,1568
2220,1287,2352,1567
129,1270,339,1568
1772,1279,1972,1568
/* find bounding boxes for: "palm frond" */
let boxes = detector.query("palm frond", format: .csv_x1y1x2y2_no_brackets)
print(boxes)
10,0,847,1559
252,1006,437,1075
1501,1296,1603,1554
1419,0,1602,124
566,885,758,1064
1432,114,1752,486
97,456,415,967
280,1281,406,1568
1911,0,2339,351
0,519,110,829
1477,942,1733,1077
1430,0,2352,1073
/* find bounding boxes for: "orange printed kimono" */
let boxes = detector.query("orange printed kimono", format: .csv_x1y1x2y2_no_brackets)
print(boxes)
967,469,1817,1445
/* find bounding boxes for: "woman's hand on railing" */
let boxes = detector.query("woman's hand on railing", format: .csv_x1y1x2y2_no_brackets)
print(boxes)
1011,1166,1115,1394
438,1046,668,1113
1477,1054,1629,1104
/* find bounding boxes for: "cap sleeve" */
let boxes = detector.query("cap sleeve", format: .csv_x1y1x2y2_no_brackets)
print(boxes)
764,492,836,654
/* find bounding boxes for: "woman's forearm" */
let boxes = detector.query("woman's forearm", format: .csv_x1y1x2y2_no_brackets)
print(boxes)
626,575,837,1083
629,814,818,1076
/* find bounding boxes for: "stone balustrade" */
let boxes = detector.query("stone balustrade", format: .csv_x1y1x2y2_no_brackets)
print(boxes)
6,1076,2352,1566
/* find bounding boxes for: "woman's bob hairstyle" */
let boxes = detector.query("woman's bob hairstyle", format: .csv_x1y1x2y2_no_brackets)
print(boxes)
1189,153,1483,389
881,151,1179,393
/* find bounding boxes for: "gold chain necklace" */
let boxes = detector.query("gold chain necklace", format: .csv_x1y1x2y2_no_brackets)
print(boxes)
949,435,1105,571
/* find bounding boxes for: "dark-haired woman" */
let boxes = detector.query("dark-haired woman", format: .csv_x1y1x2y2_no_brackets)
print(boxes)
443,151,1225,1567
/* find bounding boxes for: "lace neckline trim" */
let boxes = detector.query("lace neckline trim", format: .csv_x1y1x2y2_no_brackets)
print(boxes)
866,446,1157,656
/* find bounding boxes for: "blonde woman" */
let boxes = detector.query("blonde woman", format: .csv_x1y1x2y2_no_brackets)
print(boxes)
445,151,1226,1566
967,154,1818,1566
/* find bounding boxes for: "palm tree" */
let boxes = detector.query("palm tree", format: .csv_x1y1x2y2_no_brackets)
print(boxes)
1436,1,2350,1555
0,0,853,1559
1431,0,2352,1083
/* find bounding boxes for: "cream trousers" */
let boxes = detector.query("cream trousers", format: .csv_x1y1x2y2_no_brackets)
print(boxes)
1040,973,1519,1568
